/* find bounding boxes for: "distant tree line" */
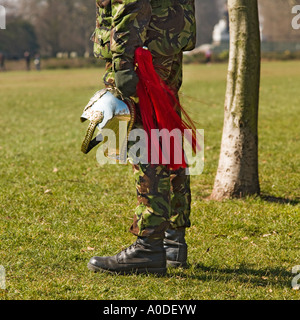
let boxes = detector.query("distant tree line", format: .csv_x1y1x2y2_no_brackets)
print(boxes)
0,0,95,59
0,0,298,60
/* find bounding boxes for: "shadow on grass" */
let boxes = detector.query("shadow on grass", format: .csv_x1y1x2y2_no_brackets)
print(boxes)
260,194,300,206
170,263,292,288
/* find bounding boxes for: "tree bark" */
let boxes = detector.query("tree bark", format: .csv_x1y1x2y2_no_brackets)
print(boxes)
210,0,261,200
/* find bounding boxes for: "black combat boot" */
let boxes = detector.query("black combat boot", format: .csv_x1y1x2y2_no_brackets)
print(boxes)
164,228,188,268
88,237,166,275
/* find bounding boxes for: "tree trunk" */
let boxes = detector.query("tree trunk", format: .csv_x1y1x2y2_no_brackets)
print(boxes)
210,0,261,200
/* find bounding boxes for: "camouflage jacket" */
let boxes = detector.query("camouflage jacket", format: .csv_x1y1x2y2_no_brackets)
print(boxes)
92,0,196,75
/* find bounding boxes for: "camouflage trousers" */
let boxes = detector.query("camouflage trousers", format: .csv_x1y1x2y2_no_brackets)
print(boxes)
129,163,191,239
127,52,191,239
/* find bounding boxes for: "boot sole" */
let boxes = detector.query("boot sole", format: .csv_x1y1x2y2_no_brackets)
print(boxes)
88,262,166,276
166,260,188,268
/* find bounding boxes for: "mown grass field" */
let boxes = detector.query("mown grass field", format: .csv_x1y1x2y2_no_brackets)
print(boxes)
0,61,299,300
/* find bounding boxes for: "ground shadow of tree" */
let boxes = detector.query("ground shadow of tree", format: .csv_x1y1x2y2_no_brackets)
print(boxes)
260,194,299,206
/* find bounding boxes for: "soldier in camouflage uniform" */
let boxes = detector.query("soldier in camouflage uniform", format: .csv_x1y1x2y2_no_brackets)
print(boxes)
88,0,196,275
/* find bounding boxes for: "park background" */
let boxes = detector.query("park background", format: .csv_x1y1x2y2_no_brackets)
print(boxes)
0,0,300,300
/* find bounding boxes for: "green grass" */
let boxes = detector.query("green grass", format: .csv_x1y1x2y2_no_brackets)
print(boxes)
0,61,299,300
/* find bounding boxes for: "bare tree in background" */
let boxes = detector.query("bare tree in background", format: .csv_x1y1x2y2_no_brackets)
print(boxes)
210,0,261,200
18,0,95,57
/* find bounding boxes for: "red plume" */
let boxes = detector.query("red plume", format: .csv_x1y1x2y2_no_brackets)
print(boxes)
134,47,199,170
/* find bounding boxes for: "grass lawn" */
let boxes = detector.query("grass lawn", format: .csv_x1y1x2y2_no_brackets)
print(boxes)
0,61,299,300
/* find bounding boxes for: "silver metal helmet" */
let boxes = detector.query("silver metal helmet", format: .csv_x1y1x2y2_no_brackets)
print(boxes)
80,88,136,160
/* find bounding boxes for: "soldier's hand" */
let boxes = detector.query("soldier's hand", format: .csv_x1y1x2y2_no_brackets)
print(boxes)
115,68,139,98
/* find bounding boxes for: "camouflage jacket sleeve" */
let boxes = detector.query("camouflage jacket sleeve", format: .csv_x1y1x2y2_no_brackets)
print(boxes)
111,0,152,72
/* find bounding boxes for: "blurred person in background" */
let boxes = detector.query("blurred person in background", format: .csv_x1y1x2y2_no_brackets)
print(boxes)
24,51,31,71
0,52,5,71
34,53,41,71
